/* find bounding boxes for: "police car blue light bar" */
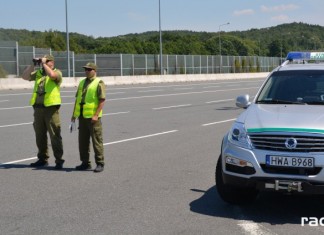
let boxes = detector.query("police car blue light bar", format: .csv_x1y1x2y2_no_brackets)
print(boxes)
286,51,324,61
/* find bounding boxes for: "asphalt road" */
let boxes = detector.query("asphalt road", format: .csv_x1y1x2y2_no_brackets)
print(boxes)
1,79,324,235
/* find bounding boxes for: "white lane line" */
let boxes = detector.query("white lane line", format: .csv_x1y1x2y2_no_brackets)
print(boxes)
202,118,236,126
102,80,264,91
0,122,33,128
138,89,164,93
233,206,277,235
174,87,193,90
108,92,126,95
0,100,9,102
104,130,178,145
0,102,75,110
0,91,76,96
237,220,277,235
102,111,130,116
206,98,234,104
0,112,130,128
0,87,259,111
203,86,221,88
153,104,192,110
108,87,260,101
0,93,31,97
0,130,178,165
0,106,31,111
0,157,37,166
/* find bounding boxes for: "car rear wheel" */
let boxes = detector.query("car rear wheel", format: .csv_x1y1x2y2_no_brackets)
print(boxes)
216,156,258,204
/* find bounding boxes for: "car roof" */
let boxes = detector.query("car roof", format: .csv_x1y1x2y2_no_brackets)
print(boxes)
276,51,324,71
277,63,324,71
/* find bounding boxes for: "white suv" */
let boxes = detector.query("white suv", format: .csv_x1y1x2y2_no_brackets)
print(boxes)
216,52,324,204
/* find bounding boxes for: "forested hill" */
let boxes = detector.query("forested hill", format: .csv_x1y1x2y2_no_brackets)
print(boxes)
0,22,323,57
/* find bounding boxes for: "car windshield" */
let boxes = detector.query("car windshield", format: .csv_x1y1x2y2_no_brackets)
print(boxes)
256,70,324,105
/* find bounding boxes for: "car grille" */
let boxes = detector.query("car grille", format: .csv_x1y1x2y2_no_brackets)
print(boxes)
260,164,322,176
249,134,324,152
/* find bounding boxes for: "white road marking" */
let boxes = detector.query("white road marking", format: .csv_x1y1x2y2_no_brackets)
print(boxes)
174,87,193,90
0,112,130,128
138,89,164,93
202,118,236,126
104,130,178,145
234,206,277,235
108,92,126,95
0,122,33,128
102,111,130,116
104,80,263,91
0,100,9,102
206,98,234,104
203,86,221,88
0,93,31,97
0,106,31,111
0,130,178,165
108,87,260,101
0,87,259,111
0,157,37,165
153,104,192,110
237,220,277,235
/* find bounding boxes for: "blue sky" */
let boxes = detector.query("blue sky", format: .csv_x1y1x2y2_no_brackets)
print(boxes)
2,0,324,38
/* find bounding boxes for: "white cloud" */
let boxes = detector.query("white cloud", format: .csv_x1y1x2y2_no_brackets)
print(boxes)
271,14,289,22
233,9,254,16
261,4,299,12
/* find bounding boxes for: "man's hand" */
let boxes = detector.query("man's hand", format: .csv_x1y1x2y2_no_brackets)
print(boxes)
41,57,47,64
91,114,99,123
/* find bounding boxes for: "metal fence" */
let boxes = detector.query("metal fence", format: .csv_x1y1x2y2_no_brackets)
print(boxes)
0,41,280,78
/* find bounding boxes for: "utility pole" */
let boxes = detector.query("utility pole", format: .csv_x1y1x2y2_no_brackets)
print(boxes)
219,22,230,73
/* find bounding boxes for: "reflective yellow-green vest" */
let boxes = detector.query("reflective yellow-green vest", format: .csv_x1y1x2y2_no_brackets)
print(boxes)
30,69,61,106
73,77,102,118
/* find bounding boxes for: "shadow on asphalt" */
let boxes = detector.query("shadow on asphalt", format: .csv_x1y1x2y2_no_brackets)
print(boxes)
190,186,324,225
215,106,240,111
0,163,75,172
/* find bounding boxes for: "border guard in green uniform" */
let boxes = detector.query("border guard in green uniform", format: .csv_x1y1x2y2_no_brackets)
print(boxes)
71,62,105,173
22,55,65,169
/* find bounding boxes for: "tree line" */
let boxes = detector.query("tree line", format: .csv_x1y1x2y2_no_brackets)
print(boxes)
0,22,323,57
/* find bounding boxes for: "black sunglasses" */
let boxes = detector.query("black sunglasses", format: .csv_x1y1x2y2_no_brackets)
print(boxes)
84,68,93,71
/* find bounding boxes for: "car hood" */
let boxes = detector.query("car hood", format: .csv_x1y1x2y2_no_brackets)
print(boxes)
237,104,324,133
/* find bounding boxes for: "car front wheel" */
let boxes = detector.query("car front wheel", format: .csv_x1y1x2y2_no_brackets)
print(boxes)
216,156,258,204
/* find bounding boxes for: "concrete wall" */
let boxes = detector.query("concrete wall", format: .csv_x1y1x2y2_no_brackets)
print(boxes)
0,73,269,90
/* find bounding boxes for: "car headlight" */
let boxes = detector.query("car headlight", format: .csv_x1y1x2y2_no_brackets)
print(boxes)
228,122,252,149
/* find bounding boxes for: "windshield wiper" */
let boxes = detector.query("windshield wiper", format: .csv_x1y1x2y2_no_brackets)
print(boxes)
256,99,306,105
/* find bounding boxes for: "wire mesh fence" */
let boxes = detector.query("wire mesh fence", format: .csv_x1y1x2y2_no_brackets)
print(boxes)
0,41,280,78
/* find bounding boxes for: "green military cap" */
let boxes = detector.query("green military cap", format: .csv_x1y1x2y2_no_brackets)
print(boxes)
43,54,54,61
82,62,97,71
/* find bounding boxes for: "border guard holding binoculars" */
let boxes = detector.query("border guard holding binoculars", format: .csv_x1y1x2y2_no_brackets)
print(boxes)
22,55,65,169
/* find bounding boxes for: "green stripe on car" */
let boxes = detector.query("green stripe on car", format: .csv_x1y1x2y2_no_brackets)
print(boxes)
247,127,324,134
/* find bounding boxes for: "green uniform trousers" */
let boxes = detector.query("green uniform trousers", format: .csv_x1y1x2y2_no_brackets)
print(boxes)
78,116,104,166
33,106,64,163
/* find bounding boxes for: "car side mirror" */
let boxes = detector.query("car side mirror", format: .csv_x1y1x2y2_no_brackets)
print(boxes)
236,94,251,109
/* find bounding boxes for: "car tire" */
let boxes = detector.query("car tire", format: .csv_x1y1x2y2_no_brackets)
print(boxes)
216,155,258,205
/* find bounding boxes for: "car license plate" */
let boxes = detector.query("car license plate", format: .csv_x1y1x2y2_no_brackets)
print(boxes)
266,155,314,168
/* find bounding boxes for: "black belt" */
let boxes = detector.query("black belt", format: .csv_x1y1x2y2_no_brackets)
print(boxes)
33,104,46,108
33,104,60,109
